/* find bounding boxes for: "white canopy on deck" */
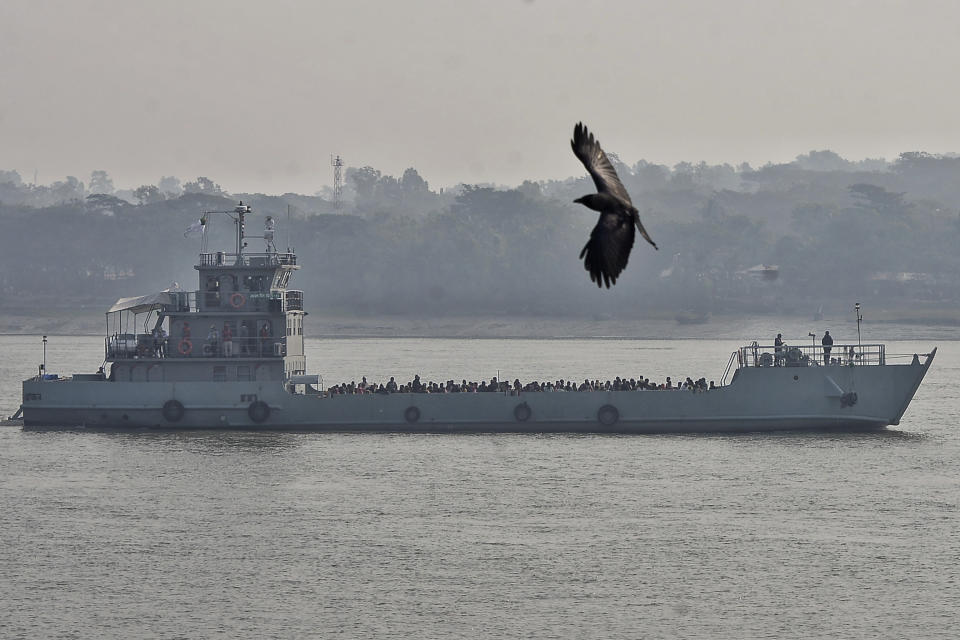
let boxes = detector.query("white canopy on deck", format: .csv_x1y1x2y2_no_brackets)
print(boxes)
107,292,175,314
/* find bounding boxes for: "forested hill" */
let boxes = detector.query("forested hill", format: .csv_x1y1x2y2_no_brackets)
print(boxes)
2,152,960,322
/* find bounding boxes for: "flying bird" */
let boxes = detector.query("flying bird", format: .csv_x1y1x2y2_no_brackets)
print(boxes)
571,122,657,288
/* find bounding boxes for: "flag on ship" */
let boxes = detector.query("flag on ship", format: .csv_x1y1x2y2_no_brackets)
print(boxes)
184,216,207,237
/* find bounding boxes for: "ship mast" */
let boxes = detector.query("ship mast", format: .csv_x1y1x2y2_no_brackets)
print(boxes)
198,202,252,259
234,202,250,257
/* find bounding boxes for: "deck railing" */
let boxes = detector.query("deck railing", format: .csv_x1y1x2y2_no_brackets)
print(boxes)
198,252,297,267
169,291,196,312
737,342,885,369
285,290,304,311
105,334,285,360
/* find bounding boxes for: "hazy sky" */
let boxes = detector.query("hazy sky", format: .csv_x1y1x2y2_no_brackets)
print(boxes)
2,0,959,194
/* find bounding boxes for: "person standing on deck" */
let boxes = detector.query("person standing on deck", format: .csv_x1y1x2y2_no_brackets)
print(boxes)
222,321,234,357
822,330,833,365
151,327,162,358
207,324,219,357
264,216,276,253
259,321,271,356
774,333,784,366
239,321,250,355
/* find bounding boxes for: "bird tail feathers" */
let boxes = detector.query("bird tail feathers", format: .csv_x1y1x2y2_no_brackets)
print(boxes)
635,217,658,250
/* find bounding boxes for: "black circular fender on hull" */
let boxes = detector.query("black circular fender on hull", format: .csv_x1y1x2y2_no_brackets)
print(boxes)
162,399,185,422
404,406,421,423
597,404,619,426
513,402,532,422
248,401,270,423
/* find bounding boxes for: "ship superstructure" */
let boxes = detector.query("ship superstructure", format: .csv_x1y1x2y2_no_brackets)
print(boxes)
104,204,305,390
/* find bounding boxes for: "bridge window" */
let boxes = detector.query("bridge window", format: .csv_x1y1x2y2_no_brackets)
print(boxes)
243,275,266,292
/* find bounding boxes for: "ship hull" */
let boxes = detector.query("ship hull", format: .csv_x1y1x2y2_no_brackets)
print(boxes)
20,352,934,433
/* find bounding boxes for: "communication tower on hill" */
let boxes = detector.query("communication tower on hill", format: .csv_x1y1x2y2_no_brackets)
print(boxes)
330,154,344,210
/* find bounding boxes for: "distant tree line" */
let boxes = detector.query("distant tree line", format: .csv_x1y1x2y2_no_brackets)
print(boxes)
2,151,960,319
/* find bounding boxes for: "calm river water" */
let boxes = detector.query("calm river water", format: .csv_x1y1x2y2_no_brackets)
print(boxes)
1,335,958,639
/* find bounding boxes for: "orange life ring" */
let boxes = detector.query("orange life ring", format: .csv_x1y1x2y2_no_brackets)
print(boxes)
230,293,246,308
178,338,193,355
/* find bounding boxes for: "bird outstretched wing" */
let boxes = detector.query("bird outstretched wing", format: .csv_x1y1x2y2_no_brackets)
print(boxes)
571,122,632,205
579,211,637,288
571,122,658,287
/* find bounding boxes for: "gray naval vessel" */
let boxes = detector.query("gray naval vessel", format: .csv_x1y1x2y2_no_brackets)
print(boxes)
19,203,936,432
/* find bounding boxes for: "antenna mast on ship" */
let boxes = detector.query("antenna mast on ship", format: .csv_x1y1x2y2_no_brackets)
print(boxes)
198,202,252,258
234,202,250,257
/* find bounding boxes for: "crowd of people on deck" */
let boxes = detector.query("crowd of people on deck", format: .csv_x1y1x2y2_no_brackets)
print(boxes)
325,374,718,395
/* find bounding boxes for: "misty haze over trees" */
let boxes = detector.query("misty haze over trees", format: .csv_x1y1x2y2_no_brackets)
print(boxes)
2,150,960,323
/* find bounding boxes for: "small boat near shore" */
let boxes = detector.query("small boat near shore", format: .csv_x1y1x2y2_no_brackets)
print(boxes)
18,204,936,433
